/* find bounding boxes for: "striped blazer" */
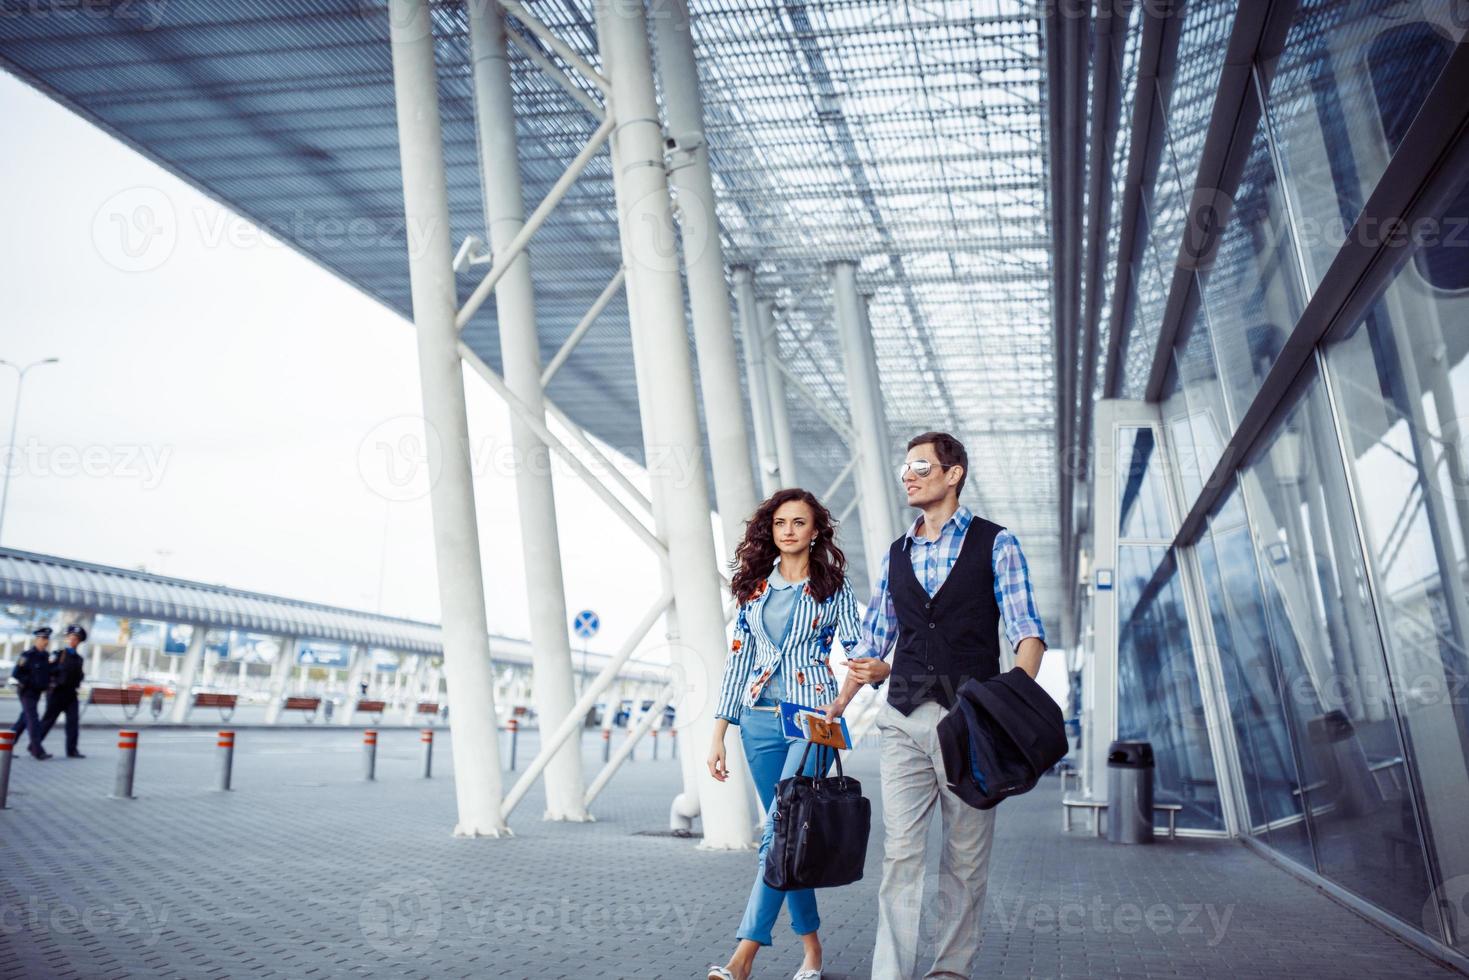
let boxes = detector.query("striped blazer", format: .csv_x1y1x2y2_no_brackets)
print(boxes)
714,574,865,724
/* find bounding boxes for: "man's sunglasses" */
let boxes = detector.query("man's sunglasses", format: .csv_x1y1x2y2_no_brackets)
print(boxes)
896,458,952,482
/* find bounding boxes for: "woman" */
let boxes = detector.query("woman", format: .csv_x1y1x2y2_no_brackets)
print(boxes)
706,488,864,980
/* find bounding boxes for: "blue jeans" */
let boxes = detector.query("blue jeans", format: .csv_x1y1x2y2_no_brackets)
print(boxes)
736,703,831,946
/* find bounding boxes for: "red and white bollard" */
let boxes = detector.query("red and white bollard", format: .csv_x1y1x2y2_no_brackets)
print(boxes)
507,717,519,771
651,727,659,761
217,730,235,791
112,730,138,799
602,727,611,762
0,731,14,809
363,729,378,781
670,728,678,759
420,728,433,779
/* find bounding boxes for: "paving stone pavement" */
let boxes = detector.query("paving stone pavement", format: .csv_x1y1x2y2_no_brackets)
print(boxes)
0,727,1459,979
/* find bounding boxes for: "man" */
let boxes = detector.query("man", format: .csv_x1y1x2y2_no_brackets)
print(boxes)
828,432,1046,979
39,624,87,758
10,626,55,759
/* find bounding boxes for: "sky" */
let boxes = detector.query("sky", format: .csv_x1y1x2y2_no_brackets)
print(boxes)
0,68,1069,706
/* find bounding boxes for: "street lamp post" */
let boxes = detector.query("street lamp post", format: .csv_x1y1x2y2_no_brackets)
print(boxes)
0,357,60,547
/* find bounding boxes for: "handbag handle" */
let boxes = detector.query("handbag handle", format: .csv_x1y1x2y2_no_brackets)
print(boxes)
796,738,846,783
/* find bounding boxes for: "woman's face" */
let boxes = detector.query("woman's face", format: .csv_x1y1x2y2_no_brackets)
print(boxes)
771,499,817,557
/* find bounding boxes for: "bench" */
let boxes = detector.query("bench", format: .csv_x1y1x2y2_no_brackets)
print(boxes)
193,692,238,721
86,686,143,720
1062,796,1108,837
1062,798,1184,840
283,695,322,720
415,702,439,716
1154,803,1182,840
356,699,387,719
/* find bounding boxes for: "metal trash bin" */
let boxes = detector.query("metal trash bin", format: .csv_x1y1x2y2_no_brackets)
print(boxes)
1107,740,1154,844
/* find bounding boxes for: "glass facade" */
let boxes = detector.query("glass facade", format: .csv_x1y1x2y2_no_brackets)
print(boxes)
1113,424,1224,831
1081,0,1469,958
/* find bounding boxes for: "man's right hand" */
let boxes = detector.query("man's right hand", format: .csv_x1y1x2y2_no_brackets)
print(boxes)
845,656,892,685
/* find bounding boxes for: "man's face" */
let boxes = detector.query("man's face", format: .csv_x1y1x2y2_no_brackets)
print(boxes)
34,636,50,652
900,443,962,509
67,636,81,650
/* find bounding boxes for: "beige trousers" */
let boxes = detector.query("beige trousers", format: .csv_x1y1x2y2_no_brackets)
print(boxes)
872,699,997,979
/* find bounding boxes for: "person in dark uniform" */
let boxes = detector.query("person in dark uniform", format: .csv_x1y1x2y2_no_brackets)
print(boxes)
39,624,87,758
10,626,54,759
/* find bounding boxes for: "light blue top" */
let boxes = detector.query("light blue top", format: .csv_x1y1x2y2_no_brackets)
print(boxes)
754,565,806,703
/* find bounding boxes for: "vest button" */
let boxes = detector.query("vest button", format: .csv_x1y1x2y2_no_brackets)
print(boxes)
925,601,931,609
926,664,935,672
928,623,936,630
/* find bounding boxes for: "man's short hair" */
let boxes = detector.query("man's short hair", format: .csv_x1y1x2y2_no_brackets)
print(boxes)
907,431,968,498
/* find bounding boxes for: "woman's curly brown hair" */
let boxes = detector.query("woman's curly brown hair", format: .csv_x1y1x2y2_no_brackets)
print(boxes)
729,488,847,604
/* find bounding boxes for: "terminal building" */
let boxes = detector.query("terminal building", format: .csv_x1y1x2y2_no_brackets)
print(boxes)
1,0,1467,973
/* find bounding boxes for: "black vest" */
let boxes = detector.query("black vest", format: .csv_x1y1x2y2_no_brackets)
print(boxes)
887,516,1003,714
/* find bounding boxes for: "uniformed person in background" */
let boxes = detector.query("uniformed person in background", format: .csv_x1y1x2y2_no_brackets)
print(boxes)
9,626,54,759
39,624,87,758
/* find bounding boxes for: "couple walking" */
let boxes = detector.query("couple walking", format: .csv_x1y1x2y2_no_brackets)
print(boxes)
705,431,1047,980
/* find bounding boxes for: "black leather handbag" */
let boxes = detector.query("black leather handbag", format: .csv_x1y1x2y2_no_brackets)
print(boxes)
762,742,871,891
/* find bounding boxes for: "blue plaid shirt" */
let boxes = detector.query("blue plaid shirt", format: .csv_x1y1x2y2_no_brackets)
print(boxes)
853,505,1046,663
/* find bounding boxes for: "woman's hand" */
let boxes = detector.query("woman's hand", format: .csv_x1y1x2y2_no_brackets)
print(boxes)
707,738,730,781
818,698,847,722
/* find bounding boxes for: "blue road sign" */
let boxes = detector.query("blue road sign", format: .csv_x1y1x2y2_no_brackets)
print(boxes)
572,610,600,639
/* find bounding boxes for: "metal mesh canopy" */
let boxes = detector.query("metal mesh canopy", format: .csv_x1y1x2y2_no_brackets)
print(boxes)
0,0,1060,639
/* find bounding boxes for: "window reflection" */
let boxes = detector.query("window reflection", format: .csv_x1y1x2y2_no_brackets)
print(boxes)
1265,0,1456,290
1172,307,1231,499
1322,188,1469,951
1117,426,1173,540
1116,545,1223,830
1239,368,1432,931
1196,108,1308,427
1196,490,1314,868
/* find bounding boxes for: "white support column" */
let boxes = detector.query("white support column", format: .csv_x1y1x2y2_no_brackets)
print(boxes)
651,0,759,557
831,260,897,588
389,0,508,836
263,636,299,725
598,0,754,849
732,267,779,497
469,0,589,822
858,292,903,531
167,624,206,724
396,653,422,723
758,299,797,489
